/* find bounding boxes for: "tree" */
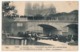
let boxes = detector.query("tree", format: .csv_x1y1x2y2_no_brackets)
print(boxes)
34,14,44,20
2,1,17,33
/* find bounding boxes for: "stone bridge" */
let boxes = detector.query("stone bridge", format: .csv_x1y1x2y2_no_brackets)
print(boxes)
27,20,78,35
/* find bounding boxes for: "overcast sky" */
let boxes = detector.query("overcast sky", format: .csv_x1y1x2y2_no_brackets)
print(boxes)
10,1,78,15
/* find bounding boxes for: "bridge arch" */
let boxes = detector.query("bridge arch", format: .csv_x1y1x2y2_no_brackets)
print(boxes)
66,24,78,35
38,24,59,36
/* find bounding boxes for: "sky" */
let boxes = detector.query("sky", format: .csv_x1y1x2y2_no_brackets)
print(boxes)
10,1,78,15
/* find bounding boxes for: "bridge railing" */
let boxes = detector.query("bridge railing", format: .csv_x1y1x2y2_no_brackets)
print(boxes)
12,17,78,23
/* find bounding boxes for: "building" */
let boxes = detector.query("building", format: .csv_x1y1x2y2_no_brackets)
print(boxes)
25,2,56,16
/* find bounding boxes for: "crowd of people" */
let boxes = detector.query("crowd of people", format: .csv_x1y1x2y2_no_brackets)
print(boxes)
50,34,78,43
2,31,78,45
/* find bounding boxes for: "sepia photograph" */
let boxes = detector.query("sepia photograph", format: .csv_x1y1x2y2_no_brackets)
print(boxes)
2,1,78,51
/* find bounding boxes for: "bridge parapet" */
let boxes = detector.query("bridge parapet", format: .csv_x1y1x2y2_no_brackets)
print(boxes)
28,20,78,23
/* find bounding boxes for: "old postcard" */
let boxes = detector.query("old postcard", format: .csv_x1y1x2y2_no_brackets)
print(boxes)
2,1,78,51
